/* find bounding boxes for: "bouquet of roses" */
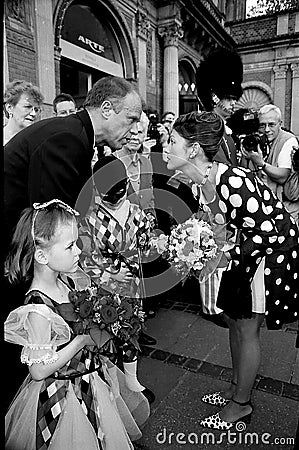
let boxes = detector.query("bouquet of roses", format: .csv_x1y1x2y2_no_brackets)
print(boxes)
149,214,224,282
57,284,145,351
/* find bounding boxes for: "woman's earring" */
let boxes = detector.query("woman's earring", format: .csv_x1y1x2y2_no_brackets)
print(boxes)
190,144,196,159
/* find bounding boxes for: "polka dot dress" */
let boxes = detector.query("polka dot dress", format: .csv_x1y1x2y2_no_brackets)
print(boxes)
215,166,298,330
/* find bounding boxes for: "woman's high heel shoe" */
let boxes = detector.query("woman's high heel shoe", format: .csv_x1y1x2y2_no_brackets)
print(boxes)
200,397,253,430
201,380,237,407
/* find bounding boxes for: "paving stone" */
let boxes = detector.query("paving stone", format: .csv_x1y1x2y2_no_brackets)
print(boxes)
144,309,199,352
183,358,203,372
167,354,188,366
198,361,225,378
185,305,202,314
140,346,155,357
256,377,283,396
138,354,185,414
259,328,298,383
282,382,299,401
171,303,188,311
151,349,171,362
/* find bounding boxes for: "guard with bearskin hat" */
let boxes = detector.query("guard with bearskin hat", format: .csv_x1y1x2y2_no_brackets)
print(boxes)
196,47,243,166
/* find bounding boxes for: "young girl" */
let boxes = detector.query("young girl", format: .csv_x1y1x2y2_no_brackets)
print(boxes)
4,199,149,450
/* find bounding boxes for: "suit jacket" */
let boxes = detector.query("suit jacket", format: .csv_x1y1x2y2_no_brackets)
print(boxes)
4,109,95,245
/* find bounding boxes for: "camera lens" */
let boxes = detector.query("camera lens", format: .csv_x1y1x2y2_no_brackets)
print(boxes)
242,134,259,152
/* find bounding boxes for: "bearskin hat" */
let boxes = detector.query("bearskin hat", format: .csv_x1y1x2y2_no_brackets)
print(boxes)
196,48,243,111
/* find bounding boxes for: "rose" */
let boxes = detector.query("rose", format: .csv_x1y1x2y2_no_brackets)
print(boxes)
130,317,142,335
120,300,133,319
100,305,118,323
79,301,93,318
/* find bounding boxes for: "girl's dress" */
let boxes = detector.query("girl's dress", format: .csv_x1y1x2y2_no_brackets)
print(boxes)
198,164,298,329
5,290,150,450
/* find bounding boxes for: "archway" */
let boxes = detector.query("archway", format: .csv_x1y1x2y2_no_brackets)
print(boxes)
236,81,273,112
178,58,198,115
54,0,137,106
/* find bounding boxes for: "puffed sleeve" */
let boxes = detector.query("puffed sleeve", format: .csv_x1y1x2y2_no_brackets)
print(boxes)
4,304,71,366
218,168,281,260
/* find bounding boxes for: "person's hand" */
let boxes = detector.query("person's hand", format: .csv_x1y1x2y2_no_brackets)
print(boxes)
157,123,169,145
241,140,264,167
75,333,95,348
108,263,133,283
224,251,232,262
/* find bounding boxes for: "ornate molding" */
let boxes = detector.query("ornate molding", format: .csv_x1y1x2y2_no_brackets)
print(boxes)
158,22,184,47
273,64,288,79
6,28,34,50
290,62,299,78
136,11,151,40
6,0,26,23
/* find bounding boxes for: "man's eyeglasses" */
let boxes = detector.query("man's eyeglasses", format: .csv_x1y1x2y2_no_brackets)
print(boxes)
259,122,280,130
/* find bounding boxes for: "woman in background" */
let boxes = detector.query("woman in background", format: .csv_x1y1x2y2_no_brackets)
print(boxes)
4,79,44,145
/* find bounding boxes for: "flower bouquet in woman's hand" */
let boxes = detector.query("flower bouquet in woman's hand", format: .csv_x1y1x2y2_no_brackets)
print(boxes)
57,285,145,354
149,212,232,282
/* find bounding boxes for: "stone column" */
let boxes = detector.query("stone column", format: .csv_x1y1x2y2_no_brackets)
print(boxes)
34,0,56,118
273,63,288,123
4,22,9,87
158,22,183,117
136,12,151,104
290,62,299,137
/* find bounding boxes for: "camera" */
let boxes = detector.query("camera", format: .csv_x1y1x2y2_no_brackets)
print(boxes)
147,113,161,141
242,132,268,155
227,108,269,157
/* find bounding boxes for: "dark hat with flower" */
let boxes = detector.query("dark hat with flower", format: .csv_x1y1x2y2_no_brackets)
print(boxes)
196,48,243,111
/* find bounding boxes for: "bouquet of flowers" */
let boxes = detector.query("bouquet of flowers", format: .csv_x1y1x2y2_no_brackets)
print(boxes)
149,214,227,282
57,284,145,351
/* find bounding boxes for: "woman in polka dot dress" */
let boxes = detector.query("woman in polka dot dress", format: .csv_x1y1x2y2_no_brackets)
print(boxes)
165,111,298,430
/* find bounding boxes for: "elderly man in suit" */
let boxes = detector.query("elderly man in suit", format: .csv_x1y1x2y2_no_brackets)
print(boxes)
4,76,142,246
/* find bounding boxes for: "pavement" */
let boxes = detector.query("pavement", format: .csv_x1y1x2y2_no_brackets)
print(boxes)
135,279,299,450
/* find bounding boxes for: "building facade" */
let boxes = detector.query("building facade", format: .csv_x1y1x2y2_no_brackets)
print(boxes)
4,0,299,135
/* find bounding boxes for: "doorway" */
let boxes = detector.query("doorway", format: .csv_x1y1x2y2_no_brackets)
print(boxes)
60,57,106,108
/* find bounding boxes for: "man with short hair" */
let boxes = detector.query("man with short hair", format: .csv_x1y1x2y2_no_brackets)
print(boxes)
4,75,142,242
242,104,299,224
53,92,77,116
161,111,175,133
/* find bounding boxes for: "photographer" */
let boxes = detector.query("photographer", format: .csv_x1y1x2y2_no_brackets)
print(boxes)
241,104,299,226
